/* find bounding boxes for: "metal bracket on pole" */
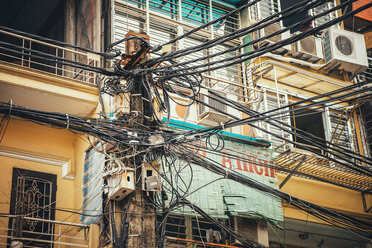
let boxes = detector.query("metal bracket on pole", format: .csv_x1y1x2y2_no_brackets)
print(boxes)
279,155,307,189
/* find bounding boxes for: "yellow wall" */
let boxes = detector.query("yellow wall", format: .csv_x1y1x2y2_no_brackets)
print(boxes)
0,118,90,246
277,174,371,217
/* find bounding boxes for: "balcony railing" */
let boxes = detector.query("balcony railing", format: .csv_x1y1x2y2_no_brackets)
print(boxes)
0,214,88,248
357,56,372,83
0,28,101,85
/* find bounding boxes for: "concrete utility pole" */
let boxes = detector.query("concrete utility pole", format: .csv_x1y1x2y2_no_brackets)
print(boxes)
127,78,156,247
125,32,156,248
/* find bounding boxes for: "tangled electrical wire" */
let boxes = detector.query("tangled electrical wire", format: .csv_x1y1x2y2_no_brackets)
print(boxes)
1,0,372,246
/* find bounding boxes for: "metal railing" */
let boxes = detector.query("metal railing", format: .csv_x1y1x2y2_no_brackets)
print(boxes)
0,29,101,85
115,0,249,103
0,215,88,248
357,57,372,83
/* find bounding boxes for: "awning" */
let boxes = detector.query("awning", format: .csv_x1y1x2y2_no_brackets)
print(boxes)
275,148,372,192
252,59,364,103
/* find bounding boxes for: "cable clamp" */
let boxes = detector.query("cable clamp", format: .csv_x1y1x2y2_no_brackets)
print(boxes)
176,135,185,142
66,114,69,130
220,122,224,130
151,45,162,52
8,99,13,116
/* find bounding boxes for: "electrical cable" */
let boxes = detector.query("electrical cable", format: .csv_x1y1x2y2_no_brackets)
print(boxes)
0,25,108,57
149,0,370,78
146,0,327,67
172,145,372,238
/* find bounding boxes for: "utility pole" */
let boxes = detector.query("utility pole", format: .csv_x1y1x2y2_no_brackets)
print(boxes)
125,31,156,248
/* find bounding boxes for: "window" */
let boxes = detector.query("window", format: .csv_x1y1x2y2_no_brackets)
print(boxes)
256,89,356,156
310,0,338,28
119,0,239,33
256,89,292,153
360,101,372,157
280,0,338,33
248,0,280,22
259,0,280,20
8,168,57,247
291,107,326,154
159,215,227,244
150,0,179,19
323,108,355,159
114,0,245,106
182,0,209,26
212,4,239,35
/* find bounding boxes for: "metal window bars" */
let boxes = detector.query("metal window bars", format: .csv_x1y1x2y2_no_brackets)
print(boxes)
0,29,101,85
114,0,249,102
310,0,338,28
0,215,88,248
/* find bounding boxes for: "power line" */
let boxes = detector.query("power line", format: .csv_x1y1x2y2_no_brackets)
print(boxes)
149,0,370,78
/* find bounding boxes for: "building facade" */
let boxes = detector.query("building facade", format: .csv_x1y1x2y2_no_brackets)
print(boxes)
0,0,371,247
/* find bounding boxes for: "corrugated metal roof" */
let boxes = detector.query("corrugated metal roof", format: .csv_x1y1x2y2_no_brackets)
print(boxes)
222,178,283,220
275,148,372,191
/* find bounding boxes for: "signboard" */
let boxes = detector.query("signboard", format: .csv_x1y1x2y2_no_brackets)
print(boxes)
165,137,283,221
193,138,276,179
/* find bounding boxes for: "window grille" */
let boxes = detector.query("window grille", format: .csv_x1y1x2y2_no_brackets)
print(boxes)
256,89,291,153
310,0,338,27
8,168,57,248
115,0,244,101
325,109,355,156
149,0,179,19
248,0,280,23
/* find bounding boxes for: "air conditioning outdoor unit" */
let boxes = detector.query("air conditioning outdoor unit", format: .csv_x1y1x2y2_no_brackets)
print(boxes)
107,169,135,201
252,22,291,54
142,162,161,191
198,90,240,126
292,34,323,63
322,27,368,76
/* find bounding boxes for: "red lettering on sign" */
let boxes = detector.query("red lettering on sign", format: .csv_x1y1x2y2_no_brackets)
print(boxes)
222,156,233,169
241,160,249,172
263,160,270,177
247,158,255,173
254,161,263,175
219,152,276,178
236,158,243,171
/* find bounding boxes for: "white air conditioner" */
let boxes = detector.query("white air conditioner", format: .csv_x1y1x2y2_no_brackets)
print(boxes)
142,162,161,191
322,28,368,76
198,90,240,126
292,34,323,63
107,169,135,201
253,23,291,54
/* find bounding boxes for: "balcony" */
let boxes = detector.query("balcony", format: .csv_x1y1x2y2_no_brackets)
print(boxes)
357,56,372,83
0,214,88,247
0,28,100,116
